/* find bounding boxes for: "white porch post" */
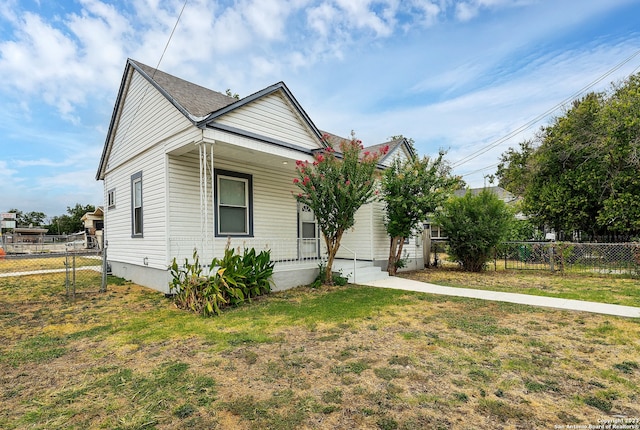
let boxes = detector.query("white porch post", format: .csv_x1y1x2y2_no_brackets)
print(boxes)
198,142,215,264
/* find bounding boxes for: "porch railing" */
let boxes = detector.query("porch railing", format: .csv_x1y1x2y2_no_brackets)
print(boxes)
168,237,327,269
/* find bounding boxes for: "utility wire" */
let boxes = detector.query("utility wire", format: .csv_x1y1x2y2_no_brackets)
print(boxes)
451,48,640,169
151,0,188,78
460,162,500,178
114,0,188,151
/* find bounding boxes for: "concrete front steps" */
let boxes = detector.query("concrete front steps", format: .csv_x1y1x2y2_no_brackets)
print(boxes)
332,259,389,284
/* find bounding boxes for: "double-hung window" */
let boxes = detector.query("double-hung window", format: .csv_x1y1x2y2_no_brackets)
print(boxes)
215,170,253,236
131,172,143,237
107,188,116,209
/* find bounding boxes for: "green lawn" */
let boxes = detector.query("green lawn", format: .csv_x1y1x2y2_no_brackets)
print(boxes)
403,268,640,307
1,270,639,429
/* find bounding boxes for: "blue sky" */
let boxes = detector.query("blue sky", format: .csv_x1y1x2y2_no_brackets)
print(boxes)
1,0,640,219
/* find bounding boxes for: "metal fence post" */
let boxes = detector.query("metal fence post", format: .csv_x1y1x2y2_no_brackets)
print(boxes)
549,244,555,272
72,253,76,299
100,233,107,293
65,250,70,297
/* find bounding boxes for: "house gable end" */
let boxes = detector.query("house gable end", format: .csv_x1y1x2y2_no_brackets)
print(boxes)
96,63,195,180
202,83,325,152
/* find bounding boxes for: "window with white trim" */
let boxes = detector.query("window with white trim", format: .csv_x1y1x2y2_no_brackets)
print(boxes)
215,169,253,236
131,172,143,237
107,188,116,209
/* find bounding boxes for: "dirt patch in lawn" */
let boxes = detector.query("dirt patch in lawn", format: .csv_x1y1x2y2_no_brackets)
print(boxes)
1,275,639,429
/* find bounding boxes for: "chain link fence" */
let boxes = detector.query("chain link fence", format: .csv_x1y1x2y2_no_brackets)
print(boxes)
498,242,640,276
0,235,108,297
428,240,640,276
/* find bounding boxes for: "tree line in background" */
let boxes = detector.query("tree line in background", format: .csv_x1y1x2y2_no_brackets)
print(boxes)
497,72,640,241
4,204,95,235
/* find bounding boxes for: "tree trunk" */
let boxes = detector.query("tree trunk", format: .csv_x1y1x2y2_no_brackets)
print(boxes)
386,236,398,276
388,236,406,276
395,238,405,270
323,230,344,284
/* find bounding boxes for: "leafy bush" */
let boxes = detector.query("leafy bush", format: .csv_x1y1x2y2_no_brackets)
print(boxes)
169,246,274,316
169,250,226,317
311,262,348,288
435,189,513,272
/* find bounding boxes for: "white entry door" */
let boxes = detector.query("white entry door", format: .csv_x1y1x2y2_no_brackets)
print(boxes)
298,203,319,259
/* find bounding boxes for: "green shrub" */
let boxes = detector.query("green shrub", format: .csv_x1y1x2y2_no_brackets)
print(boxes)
312,262,348,288
169,246,274,316
435,189,513,272
169,250,227,317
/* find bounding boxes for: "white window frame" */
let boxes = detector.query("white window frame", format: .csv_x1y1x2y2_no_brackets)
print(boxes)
131,172,143,238
215,169,253,237
107,188,116,209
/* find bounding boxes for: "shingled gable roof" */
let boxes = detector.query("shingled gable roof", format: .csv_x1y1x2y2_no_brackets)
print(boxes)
96,59,325,179
366,137,416,164
319,131,416,164
130,59,237,120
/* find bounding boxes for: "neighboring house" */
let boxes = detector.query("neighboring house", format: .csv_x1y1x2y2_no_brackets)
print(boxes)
81,207,104,249
96,59,420,293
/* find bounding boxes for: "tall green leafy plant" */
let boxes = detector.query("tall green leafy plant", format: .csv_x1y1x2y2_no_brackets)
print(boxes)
169,246,274,316
169,250,227,317
242,247,275,298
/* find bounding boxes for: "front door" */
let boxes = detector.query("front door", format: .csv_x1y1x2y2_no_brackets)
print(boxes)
298,203,319,259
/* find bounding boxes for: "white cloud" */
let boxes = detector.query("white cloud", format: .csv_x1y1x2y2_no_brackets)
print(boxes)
13,159,71,168
408,0,443,27
334,0,396,37
1,0,639,205
243,0,292,40
455,2,477,21
0,161,18,180
307,3,340,37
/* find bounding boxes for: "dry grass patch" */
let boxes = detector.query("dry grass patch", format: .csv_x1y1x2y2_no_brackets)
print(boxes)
1,272,639,429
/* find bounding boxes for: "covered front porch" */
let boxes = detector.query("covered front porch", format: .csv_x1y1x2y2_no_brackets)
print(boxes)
165,127,331,289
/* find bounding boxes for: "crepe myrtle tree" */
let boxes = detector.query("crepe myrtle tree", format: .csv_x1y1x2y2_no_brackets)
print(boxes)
293,132,388,284
381,151,462,275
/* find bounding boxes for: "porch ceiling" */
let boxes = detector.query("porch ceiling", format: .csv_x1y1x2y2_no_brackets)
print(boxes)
180,140,308,171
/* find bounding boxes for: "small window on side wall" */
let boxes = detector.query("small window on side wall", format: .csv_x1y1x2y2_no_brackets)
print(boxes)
215,169,253,237
107,188,116,209
131,172,143,237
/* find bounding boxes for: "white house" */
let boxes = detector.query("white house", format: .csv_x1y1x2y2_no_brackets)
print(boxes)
96,59,421,293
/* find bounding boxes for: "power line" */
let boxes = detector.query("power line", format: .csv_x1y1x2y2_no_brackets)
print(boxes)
115,0,188,150
451,48,640,169
460,162,500,178
151,0,188,78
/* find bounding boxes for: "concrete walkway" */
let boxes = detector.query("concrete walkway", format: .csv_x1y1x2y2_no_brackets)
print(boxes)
361,276,640,318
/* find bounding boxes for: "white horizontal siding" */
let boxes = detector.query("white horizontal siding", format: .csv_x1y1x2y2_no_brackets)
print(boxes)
215,92,321,150
380,145,410,167
168,152,203,238
338,204,375,261
370,200,391,260
167,152,300,263
368,199,424,270
104,145,168,270
107,70,192,172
